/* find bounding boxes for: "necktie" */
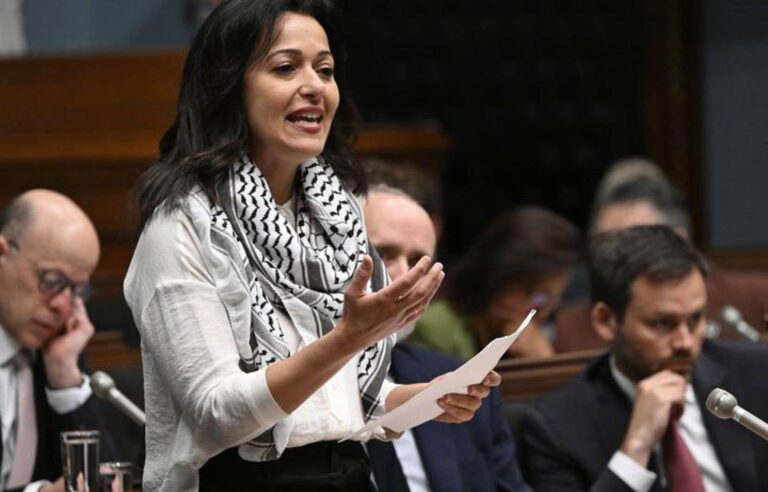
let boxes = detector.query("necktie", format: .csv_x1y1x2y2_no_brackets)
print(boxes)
662,410,706,492
366,440,411,492
7,351,37,488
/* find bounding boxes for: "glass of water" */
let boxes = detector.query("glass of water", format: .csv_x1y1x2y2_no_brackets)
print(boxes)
99,462,133,492
61,430,100,492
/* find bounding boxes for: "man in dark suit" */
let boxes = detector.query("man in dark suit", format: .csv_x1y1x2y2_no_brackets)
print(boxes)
364,186,531,492
0,190,109,492
520,225,768,491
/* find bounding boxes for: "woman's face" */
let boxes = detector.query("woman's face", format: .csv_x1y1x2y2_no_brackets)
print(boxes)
244,12,340,165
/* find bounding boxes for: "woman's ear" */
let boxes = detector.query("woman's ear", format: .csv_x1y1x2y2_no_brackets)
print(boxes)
592,302,617,343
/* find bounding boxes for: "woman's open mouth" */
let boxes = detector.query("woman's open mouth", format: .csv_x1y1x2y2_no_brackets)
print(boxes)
286,110,324,134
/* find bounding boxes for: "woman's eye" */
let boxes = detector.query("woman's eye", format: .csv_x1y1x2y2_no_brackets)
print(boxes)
274,64,295,74
317,66,335,79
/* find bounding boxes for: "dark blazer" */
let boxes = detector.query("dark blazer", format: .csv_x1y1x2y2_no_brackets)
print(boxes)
369,342,531,492
518,340,768,491
1,355,112,492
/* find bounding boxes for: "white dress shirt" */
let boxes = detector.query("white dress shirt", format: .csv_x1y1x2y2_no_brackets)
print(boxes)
0,324,92,492
607,358,732,492
124,193,396,492
392,424,431,491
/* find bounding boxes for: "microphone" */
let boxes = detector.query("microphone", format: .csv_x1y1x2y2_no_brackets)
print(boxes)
91,371,146,426
705,388,768,441
720,305,761,342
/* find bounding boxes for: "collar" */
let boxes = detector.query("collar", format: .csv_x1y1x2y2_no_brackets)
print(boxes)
0,321,22,367
609,355,637,401
275,194,297,226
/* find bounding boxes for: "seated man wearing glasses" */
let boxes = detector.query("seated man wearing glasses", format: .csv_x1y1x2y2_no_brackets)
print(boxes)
0,189,106,492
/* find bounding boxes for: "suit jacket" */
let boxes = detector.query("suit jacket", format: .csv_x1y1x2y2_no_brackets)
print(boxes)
1,355,112,492
518,340,768,491
369,343,531,492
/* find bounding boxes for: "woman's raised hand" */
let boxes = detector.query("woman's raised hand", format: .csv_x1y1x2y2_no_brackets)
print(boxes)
337,255,444,351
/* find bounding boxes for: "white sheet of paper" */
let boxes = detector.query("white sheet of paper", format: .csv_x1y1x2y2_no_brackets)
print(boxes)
345,309,536,440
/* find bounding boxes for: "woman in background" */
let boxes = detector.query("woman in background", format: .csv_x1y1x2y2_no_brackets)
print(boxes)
125,1,498,490
411,206,582,360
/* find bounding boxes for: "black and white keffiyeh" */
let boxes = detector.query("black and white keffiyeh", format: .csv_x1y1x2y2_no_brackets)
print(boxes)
209,155,392,461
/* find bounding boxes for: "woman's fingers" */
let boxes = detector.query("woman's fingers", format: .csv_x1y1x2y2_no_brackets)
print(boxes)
435,393,482,423
385,256,435,302
432,370,501,424
467,383,491,399
340,255,443,348
396,262,444,311
481,370,501,388
345,255,373,299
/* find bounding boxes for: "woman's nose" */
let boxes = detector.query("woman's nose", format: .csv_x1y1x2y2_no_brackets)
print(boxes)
299,68,324,98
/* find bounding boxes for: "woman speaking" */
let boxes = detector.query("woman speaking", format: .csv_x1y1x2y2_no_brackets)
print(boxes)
124,1,499,490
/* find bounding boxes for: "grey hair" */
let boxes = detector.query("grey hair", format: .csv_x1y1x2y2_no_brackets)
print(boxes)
590,157,692,236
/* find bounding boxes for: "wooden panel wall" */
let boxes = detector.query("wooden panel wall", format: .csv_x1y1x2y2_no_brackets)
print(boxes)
0,52,183,298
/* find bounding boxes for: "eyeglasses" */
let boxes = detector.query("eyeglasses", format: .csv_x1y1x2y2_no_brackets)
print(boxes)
37,268,92,301
526,292,561,314
7,239,92,302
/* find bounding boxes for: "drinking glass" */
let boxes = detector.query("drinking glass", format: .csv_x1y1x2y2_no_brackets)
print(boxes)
61,430,100,492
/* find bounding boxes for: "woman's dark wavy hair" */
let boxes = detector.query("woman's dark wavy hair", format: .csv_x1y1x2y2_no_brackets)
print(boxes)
444,206,583,317
138,0,362,228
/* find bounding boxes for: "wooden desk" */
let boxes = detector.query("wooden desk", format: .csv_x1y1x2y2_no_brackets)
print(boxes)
497,349,602,403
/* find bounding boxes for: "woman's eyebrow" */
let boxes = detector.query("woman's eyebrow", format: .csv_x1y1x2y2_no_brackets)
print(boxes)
266,48,333,60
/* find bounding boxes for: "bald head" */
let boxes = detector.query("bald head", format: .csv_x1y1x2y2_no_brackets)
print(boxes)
364,190,436,282
10,190,100,270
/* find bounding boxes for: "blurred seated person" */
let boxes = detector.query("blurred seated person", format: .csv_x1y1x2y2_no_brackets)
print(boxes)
0,190,111,492
520,225,768,491
554,158,768,352
410,206,582,360
363,186,531,492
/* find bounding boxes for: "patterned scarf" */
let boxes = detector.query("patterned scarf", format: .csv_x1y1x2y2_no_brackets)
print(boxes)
209,155,392,461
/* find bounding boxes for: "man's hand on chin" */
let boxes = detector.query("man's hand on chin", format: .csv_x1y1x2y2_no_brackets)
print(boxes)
42,299,94,389
620,369,687,466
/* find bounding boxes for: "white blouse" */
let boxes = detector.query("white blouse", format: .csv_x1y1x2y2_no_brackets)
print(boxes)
124,192,395,492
